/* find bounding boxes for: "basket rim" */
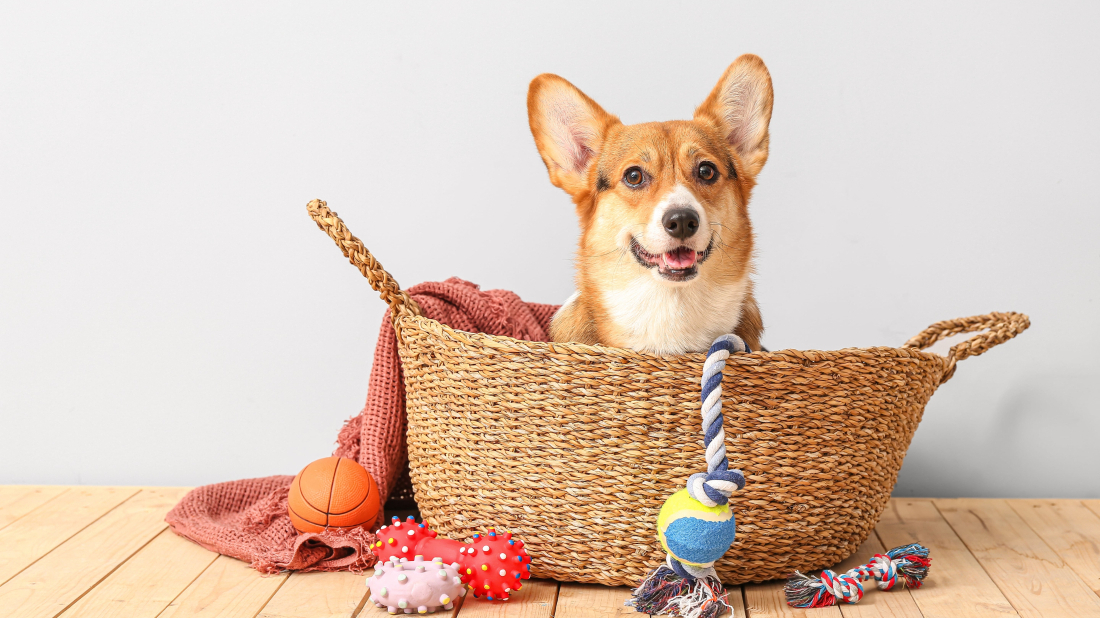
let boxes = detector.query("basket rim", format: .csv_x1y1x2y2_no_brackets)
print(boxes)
307,198,1028,383
396,314,953,367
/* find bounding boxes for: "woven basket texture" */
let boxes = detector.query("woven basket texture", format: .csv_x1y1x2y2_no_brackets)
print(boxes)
307,199,1029,586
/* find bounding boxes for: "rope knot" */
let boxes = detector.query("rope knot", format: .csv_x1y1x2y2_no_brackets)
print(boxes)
821,570,865,604
871,553,898,590
686,470,746,507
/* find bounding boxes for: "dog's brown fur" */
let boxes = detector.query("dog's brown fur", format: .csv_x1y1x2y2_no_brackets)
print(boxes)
528,55,773,355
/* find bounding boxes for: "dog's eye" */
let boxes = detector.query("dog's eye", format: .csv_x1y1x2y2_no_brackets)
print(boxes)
623,167,645,188
697,162,718,183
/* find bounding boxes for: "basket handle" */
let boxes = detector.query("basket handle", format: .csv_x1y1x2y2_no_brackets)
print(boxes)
903,311,1030,383
307,199,422,320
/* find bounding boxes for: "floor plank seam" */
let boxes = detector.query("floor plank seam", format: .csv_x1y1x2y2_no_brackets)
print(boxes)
1076,499,1100,525
0,487,70,534
737,585,749,617
928,498,1021,610
146,532,223,618
51,521,171,618
0,487,142,589
1008,499,1100,601
249,571,292,618
930,498,1100,615
348,580,373,618
983,500,1092,573
547,581,561,618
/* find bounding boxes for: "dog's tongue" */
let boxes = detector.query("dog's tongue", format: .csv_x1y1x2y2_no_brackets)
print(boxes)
662,247,697,269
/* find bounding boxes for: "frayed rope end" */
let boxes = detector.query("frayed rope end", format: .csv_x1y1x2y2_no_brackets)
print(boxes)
887,543,931,588
783,570,843,608
628,563,731,618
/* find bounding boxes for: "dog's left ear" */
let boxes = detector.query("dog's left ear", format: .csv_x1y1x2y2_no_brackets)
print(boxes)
528,74,620,198
695,54,774,178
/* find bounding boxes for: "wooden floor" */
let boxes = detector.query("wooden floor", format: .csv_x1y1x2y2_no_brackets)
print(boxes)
1,488,1100,617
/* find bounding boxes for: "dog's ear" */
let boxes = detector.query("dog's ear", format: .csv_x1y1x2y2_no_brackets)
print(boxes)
695,54,774,178
528,74,619,197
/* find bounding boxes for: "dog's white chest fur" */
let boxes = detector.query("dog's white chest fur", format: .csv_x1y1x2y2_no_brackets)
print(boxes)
600,276,749,356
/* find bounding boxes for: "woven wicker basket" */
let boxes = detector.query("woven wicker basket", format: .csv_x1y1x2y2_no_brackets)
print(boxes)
308,199,1029,586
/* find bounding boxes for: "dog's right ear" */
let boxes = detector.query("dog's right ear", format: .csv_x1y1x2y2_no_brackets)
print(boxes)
528,74,619,197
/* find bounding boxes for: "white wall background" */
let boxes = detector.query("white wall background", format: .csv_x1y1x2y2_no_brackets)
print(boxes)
2,1,1097,497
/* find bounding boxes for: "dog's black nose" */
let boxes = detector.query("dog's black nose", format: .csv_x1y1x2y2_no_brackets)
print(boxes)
662,208,700,240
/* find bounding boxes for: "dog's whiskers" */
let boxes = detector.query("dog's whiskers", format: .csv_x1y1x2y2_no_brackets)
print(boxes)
578,247,624,260
708,222,740,237
702,228,739,264
712,236,738,263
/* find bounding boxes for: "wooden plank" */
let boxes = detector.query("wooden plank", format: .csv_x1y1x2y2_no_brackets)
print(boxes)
156,554,288,618
0,487,190,618
555,583,633,618
744,579,842,618
453,579,558,618
0,486,139,586
728,586,748,618
58,528,219,618
0,486,68,532
832,534,924,618
935,498,1100,617
726,585,752,611
257,570,371,618
875,499,1017,618
1009,500,1100,597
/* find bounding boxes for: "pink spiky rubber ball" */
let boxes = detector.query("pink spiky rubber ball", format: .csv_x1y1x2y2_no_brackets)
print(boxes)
372,516,532,601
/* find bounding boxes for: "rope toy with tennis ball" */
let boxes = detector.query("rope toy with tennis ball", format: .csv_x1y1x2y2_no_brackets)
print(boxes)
628,334,748,618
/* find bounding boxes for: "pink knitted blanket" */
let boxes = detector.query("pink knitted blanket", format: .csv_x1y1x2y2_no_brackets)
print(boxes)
166,278,557,572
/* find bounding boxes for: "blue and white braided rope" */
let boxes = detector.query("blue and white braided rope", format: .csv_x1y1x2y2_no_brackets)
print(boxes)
686,334,748,508
627,333,754,616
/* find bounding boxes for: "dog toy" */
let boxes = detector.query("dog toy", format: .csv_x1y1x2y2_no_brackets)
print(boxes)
368,555,466,614
288,456,381,534
372,516,532,601
628,334,749,618
784,543,931,607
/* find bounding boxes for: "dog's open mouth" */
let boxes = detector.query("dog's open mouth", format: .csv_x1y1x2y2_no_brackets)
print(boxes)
630,237,713,282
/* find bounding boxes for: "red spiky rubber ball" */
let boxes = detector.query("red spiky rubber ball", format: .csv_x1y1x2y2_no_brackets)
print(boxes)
287,456,380,533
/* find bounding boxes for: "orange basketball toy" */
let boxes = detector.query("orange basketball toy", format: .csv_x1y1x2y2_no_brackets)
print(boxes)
287,456,380,534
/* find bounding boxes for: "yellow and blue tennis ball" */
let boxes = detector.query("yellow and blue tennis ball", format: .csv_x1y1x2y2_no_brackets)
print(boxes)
656,489,737,567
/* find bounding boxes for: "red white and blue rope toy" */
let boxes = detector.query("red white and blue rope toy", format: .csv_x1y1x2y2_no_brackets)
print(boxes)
628,334,932,617
784,543,931,607
628,334,749,618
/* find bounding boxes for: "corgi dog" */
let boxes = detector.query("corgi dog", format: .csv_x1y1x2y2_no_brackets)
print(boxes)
527,54,773,355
